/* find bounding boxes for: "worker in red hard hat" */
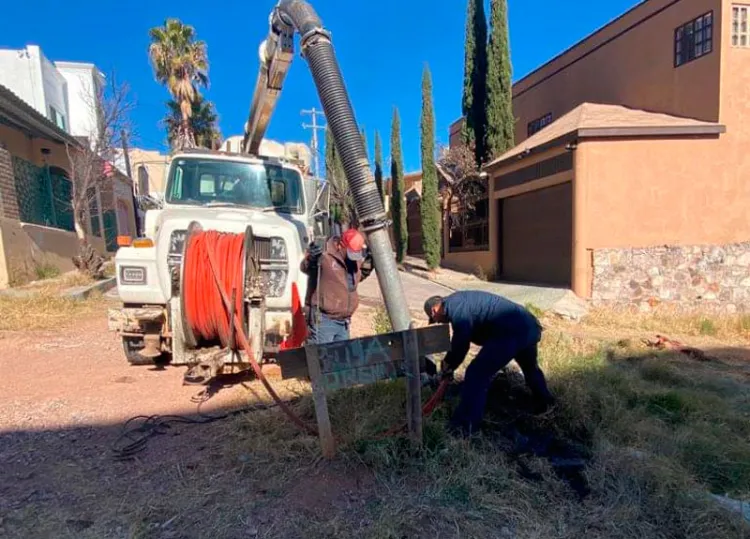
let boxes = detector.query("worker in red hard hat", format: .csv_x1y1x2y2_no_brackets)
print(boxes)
301,228,374,344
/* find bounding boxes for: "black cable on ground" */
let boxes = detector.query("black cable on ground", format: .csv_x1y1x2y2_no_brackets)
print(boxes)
111,398,300,461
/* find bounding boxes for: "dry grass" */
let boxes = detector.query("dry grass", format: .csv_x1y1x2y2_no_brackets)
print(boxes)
15,270,95,291
2,307,749,538
0,285,105,332
581,305,750,343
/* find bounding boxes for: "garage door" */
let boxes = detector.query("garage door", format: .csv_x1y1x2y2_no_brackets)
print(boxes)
500,182,572,286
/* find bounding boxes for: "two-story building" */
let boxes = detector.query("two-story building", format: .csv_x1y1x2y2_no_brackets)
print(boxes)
446,0,750,312
0,45,137,286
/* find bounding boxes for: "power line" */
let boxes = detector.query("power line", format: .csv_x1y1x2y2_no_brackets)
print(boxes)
301,107,326,179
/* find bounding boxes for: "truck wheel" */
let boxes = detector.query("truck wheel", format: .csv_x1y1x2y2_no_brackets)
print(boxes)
122,336,170,366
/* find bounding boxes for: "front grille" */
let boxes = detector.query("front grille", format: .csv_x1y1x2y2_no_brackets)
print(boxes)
254,237,271,260
168,231,274,261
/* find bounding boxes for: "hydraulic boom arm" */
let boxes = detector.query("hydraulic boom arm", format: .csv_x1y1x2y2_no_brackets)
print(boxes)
242,12,294,154
244,0,412,334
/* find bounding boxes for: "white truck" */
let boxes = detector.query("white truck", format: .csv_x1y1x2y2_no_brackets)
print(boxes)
109,148,325,382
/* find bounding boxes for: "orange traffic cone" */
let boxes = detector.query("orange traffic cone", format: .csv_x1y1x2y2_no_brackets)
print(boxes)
281,282,308,350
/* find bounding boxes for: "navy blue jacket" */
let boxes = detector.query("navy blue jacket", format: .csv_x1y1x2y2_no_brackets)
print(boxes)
441,290,542,369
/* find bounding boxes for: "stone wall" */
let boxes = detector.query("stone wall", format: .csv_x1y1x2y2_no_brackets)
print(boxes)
0,148,20,220
592,243,750,312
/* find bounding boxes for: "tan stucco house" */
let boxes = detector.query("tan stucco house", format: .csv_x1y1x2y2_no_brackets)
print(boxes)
444,0,750,312
0,83,136,287
128,148,170,197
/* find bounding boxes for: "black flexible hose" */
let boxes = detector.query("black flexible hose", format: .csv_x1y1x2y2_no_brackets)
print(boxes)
276,0,386,225
275,0,413,332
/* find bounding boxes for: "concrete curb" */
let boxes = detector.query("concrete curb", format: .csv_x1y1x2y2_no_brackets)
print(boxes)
62,277,117,301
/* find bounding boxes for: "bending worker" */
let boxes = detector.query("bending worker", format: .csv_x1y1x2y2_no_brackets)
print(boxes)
424,290,555,435
301,228,373,344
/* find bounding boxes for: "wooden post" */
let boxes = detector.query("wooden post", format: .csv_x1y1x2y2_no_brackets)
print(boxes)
304,344,336,458
403,329,423,445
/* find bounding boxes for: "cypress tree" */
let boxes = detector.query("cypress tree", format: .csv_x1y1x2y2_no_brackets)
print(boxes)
390,108,407,263
325,125,335,178
374,130,384,204
360,128,368,160
461,0,488,165
420,65,441,270
325,126,351,225
485,0,515,160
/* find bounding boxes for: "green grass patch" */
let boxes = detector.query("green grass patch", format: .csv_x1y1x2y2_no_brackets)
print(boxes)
698,318,718,336
525,302,545,319
372,307,393,334
34,262,61,280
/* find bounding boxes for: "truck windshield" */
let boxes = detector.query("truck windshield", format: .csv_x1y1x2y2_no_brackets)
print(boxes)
165,157,304,214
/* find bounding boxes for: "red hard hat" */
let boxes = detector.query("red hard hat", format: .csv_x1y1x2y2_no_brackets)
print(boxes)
341,228,365,260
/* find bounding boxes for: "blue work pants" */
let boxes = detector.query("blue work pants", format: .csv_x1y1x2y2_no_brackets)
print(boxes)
452,326,552,434
307,312,350,344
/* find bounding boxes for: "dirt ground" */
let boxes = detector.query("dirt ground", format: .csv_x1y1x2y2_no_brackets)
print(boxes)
1,303,381,432
0,299,386,538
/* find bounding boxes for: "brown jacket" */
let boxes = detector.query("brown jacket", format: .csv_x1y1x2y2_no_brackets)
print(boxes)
300,237,373,321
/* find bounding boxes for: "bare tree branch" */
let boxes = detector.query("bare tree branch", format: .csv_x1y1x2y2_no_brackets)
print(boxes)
65,73,134,277
437,142,488,230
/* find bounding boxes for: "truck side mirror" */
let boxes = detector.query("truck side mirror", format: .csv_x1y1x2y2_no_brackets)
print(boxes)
313,211,330,239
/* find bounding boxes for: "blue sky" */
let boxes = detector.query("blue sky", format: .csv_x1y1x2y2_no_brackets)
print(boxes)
1,0,637,173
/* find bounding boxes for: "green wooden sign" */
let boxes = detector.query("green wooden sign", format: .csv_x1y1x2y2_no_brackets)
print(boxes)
275,324,451,458
276,324,449,391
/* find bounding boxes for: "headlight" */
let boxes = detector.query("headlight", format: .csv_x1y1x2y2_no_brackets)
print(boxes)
261,269,288,297
170,229,187,255
120,266,147,285
269,237,287,261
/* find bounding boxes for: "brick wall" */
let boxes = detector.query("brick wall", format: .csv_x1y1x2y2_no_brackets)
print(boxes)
592,243,750,313
0,148,20,220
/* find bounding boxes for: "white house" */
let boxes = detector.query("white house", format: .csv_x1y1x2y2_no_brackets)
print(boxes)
0,45,69,131
0,45,105,145
54,62,105,142
220,135,313,172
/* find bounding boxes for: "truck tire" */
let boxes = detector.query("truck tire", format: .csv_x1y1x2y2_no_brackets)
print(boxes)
122,336,170,366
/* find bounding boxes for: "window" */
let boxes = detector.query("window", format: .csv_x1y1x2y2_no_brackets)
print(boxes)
675,12,713,67
527,113,552,137
48,106,67,131
165,158,305,214
448,178,490,253
733,5,750,47
137,166,149,195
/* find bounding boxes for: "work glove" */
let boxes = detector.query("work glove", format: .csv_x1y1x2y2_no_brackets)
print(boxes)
440,364,455,381
307,240,323,259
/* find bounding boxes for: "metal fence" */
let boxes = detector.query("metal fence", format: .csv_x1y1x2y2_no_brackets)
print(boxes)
12,156,75,232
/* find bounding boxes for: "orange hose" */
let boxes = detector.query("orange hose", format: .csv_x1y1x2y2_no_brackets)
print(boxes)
184,230,246,348
183,230,318,435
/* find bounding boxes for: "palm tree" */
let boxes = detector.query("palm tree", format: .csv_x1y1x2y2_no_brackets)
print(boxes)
164,95,221,149
148,19,209,149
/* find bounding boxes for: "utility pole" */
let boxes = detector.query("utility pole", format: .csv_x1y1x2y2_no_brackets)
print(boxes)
120,129,140,236
301,107,326,179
